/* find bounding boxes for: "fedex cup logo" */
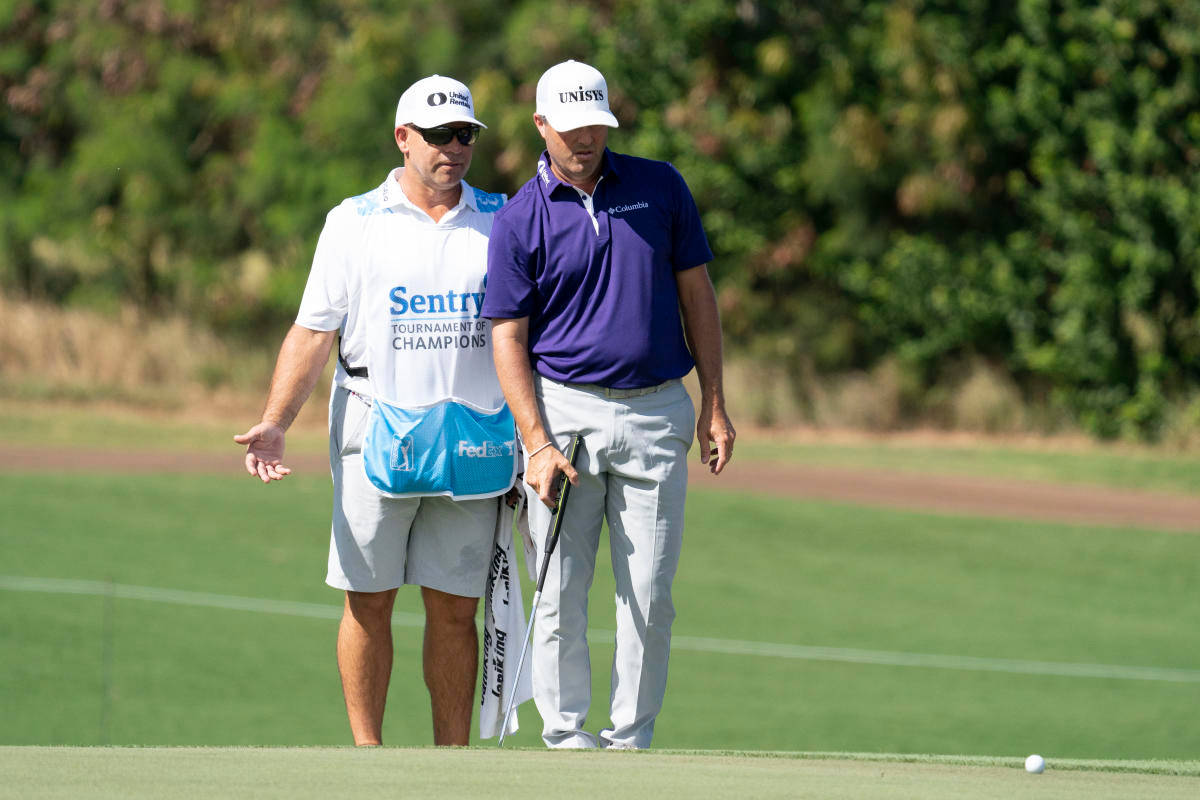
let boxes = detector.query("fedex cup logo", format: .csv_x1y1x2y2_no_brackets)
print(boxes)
391,435,415,472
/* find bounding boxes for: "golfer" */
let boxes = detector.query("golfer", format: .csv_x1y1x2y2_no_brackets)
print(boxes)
483,60,735,749
235,74,514,746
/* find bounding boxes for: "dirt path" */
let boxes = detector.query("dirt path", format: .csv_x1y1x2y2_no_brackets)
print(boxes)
2,445,1197,533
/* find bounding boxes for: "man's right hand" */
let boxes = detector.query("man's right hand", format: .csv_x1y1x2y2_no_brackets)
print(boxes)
233,422,291,483
525,443,579,509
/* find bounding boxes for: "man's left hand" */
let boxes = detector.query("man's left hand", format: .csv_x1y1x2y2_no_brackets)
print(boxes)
697,405,735,475
234,421,292,483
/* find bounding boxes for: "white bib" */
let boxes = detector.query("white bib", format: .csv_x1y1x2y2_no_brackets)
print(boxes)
356,183,516,499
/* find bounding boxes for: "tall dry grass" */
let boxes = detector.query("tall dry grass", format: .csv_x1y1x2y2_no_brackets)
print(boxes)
0,293,325,425
5,293,1197,447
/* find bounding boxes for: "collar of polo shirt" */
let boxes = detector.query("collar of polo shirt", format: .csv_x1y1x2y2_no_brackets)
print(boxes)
381,168,485,217
536,148,621,197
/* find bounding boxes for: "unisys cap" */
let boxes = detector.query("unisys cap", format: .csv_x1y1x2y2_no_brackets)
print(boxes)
395,74,487,129
535,60,619,131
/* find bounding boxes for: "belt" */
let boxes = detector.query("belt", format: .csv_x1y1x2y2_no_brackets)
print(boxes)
338,333,367,378
550,378,679,399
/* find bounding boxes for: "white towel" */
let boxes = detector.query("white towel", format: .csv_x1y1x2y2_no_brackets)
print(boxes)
479,488,534,739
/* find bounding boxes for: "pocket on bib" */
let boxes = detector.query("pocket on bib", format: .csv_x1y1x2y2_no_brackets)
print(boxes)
338,391,372,457
361,398,517,500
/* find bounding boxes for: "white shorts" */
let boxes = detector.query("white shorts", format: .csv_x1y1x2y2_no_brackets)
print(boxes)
324,385,498,597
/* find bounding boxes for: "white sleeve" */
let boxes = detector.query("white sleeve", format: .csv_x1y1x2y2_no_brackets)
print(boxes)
295,205,355,332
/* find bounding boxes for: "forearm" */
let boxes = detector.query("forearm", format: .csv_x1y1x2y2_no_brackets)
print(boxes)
260,324,337,431
494,339,551,448
490,316,579,504
677,268,727,412
490,319,551,449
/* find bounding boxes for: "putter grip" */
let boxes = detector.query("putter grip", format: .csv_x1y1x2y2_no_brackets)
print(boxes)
534,433,583,593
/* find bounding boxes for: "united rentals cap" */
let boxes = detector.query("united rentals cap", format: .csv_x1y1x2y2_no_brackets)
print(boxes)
535,60,619,131
395,75,487,129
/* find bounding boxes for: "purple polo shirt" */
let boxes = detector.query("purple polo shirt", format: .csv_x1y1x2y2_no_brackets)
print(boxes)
482,149,713,389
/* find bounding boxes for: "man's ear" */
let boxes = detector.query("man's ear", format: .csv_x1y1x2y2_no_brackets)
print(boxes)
395,126,409,154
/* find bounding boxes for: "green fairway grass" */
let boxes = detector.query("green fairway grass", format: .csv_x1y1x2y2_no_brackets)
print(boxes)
2,470,1199,759
0,399,331,457
1,747,1197,800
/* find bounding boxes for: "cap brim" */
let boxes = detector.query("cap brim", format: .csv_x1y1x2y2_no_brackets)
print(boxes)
541,109,619,132
398,112,488,129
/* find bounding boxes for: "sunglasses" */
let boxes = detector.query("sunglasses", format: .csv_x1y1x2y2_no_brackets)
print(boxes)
411,124,480,146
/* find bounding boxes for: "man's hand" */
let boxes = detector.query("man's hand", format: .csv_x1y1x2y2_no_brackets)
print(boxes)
234,422,292,483
697,404,735,475
525,443,579,509
503,484,522,509
234,325,336,484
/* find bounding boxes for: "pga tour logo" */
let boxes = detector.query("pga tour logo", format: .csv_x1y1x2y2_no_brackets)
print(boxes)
391,435,415,472
458,440,515,458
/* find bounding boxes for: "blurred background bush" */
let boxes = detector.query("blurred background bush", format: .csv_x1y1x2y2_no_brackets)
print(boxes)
3,0,1198,440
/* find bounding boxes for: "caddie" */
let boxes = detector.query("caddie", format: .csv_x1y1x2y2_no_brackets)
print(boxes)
234,74,515,746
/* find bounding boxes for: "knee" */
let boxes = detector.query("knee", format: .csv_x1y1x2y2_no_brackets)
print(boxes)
344,589,396,627
422,587,479,630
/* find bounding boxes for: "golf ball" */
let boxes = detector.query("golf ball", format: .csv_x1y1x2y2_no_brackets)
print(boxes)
1025,754,1046,774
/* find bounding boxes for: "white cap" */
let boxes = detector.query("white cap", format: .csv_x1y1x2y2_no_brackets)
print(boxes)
395,75,487,129
535,60,619,131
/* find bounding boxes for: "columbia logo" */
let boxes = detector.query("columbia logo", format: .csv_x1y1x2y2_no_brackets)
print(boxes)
458,440,515,458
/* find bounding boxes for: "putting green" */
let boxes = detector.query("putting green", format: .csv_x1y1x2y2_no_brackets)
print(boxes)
2,747,1198,800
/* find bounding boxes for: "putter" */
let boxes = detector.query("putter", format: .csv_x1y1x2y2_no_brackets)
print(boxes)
498,432,583,746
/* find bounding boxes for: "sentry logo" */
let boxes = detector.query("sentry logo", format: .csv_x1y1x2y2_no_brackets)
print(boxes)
458,440,515,458
389,285,485,318
537,159,551,185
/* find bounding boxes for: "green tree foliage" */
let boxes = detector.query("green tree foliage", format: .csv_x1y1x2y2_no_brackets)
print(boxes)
786,0,1200,437
3,0,1199,438
0,0,517,330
